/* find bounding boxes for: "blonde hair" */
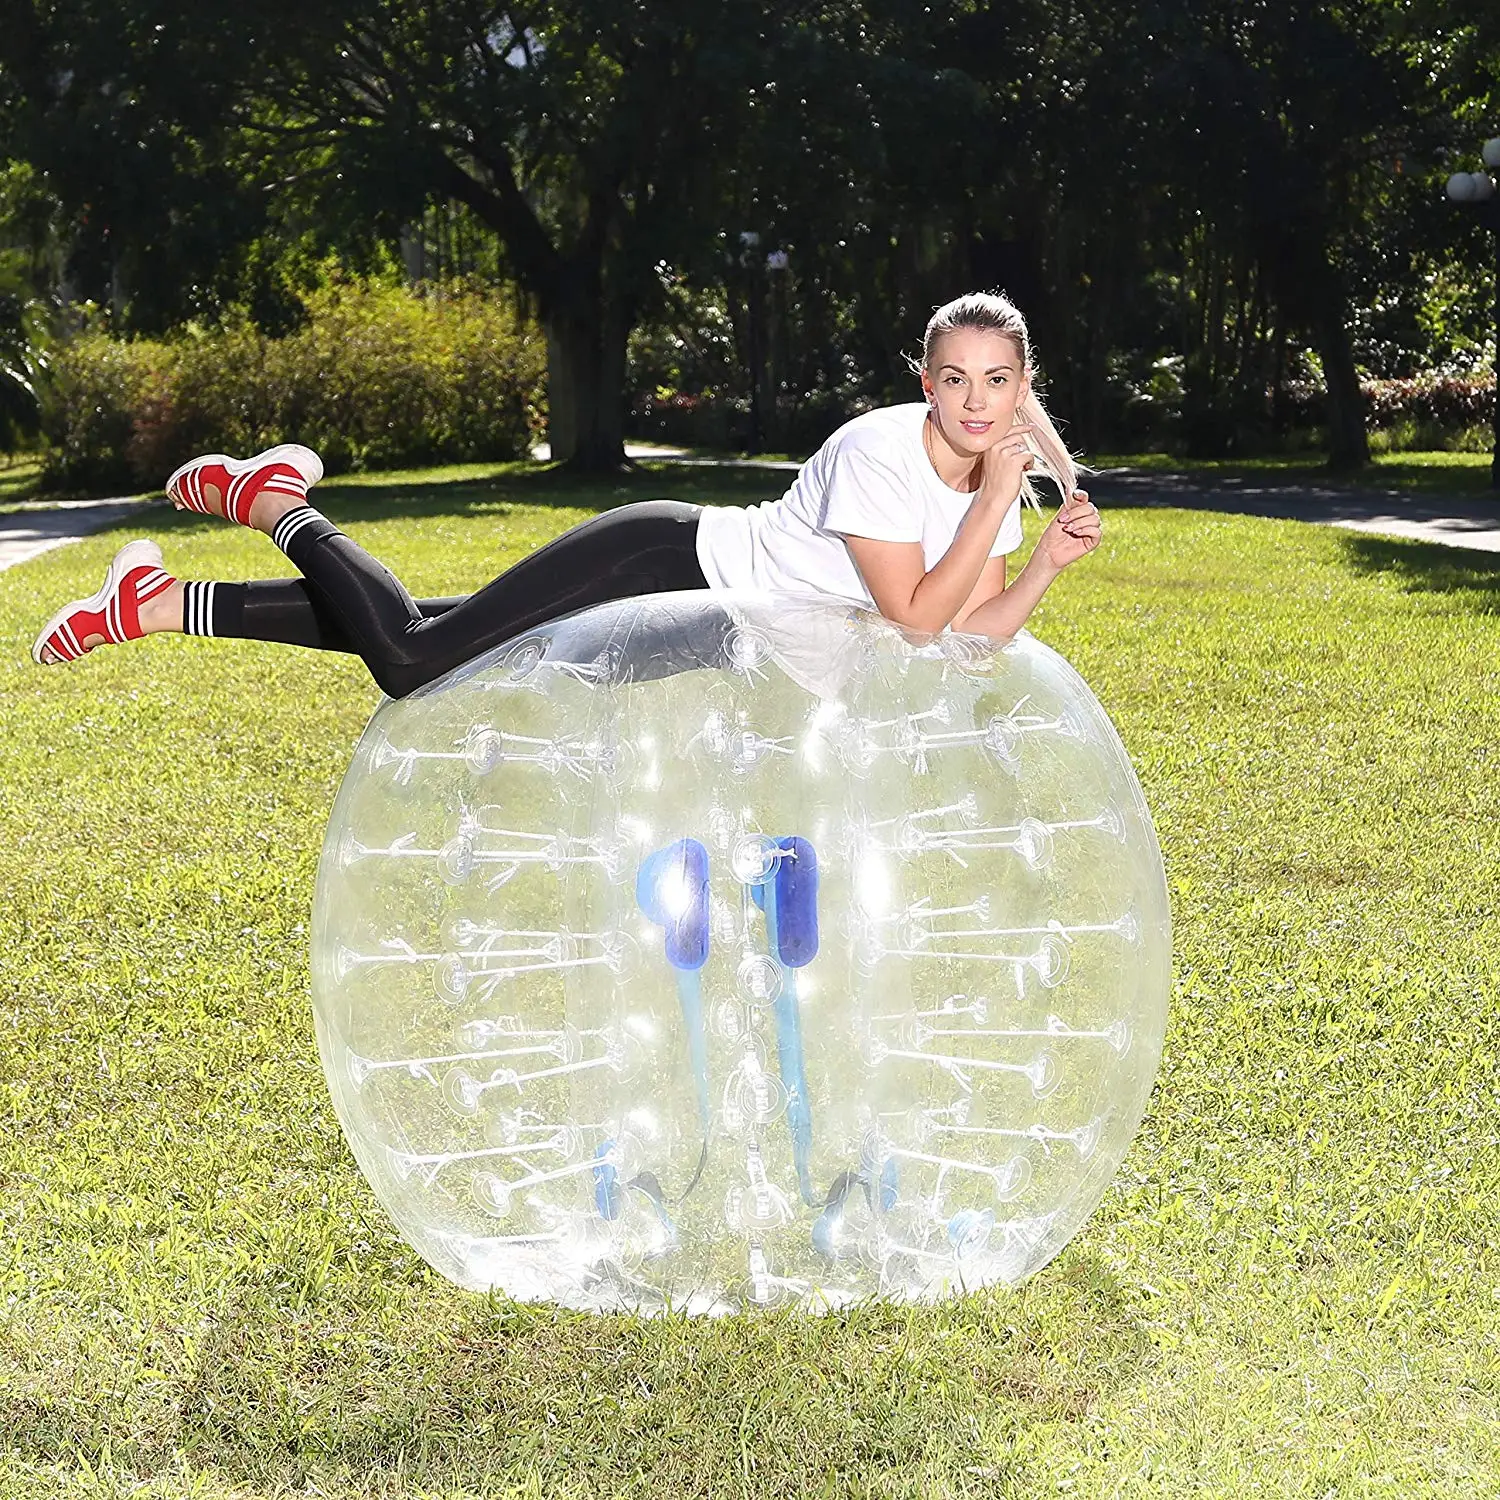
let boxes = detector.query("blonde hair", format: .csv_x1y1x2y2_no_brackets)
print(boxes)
919,291,1082,509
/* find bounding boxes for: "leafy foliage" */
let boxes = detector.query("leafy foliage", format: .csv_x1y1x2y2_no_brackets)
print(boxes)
1363,372,1496,431
41,278,545,491
2,1,1499,469
0,159,63,450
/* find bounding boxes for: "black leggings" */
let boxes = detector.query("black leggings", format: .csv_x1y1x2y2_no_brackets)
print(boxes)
207,500,708,698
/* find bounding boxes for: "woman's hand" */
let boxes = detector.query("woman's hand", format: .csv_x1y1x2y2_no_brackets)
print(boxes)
978,423,1037,505
1034,489,1101,572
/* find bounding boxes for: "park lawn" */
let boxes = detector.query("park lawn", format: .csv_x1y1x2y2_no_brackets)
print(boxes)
1,462,1499,1498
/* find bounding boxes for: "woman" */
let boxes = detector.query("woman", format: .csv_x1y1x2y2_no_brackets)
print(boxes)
32,291,1102,698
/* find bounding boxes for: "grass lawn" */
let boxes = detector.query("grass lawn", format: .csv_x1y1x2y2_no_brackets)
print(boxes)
0,453,46,510
3,461,1500,1497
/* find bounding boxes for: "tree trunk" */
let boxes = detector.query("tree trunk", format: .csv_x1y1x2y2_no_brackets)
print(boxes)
545,285,630,471
1310,288,1369,473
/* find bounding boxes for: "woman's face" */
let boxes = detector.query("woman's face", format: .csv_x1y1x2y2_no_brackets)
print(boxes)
921,328,1030,457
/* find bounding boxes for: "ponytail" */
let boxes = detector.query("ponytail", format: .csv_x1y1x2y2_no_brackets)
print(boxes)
1016,386,1082,511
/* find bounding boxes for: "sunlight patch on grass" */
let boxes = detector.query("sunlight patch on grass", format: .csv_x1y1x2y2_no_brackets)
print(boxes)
0,453,44,509
2,472,1499,1495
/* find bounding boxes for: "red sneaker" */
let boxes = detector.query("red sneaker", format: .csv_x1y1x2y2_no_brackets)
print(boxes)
165,443,324,526
31,540,176,665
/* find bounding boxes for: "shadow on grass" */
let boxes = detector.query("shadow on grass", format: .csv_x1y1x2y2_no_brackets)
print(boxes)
2,1252,1154,1492
150,1251,1152,1492
1336,530,1500,616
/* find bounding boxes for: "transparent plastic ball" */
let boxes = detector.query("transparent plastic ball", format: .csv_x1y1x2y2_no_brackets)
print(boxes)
311,591,1171,1313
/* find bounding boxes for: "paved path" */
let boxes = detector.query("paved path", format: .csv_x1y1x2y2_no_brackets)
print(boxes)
1084,470,1500,552
4,467,1499,577
621,451,1500,551
0,497,160,573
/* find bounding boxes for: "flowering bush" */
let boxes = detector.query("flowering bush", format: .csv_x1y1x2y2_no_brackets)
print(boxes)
1276,372,1495,449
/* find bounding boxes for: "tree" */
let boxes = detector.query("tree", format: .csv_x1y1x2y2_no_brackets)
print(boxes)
0,3,767,466
3,0,1485,473
251,1,1004,469
0,2,311,332
1149,1,1450,468
293,1,784,470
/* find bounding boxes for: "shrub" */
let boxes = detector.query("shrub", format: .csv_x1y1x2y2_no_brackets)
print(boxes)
1362,372,1494,433
41,335,162,493
1277,372,1495,451
628,390,744,449
627,386,866,454
41,279,546,492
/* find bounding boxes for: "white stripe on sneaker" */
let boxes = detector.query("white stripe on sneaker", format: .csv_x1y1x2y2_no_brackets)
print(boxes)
135,568,172,601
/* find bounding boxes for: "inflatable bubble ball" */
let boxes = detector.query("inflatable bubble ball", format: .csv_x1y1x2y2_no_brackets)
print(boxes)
311,591,1171,1313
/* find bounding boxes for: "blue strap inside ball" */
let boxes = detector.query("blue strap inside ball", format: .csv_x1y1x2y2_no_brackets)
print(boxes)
750,836,819,966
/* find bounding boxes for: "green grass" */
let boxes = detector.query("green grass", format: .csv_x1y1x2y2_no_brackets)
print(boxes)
3,466,1500,1496
0,452,45,509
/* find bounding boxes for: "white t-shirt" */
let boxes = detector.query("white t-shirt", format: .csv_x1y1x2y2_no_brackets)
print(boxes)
694,403,1023,607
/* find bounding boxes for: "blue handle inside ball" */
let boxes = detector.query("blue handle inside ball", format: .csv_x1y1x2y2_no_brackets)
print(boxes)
637,839,712,1132
593,1140,622,1221
636,838,711,970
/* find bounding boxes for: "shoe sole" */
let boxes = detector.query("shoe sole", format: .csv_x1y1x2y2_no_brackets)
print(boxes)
31,538,166,665
165,442,325,508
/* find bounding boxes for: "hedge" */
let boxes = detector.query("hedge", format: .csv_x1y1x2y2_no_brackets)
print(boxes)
1277,372,1495,434
42,279,546,493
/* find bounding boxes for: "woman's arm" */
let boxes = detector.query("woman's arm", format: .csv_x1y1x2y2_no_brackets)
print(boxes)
839,433,1038,634
842,494,1013,634
952,555,1007,631
958,491,1102,640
